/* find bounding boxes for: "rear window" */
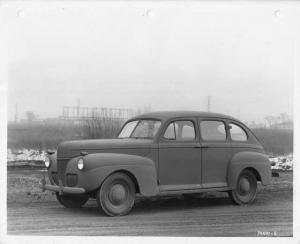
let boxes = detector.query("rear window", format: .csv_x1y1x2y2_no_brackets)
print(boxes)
229,123,248,141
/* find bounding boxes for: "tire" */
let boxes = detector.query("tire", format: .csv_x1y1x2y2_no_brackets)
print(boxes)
229,169,257,205
56,193,89,208
96,172,136,217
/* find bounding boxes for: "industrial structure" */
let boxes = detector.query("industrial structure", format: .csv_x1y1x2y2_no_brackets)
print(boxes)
60,106,135,121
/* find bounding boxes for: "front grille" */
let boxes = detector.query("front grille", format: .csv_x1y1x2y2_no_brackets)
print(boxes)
57,159,69,185
66,174,78,187
51,172,58,185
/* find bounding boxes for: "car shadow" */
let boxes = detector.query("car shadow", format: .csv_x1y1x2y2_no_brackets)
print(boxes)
132,195,233,215
61,194,233,217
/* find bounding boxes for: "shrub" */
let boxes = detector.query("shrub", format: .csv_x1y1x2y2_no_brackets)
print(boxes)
7,118,124,150
252,128,293,156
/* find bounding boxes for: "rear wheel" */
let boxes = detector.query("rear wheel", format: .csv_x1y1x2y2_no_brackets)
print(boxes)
96,172,136,216
56,193,89,208
229,169,257,205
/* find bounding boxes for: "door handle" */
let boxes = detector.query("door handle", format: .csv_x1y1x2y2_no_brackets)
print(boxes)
200,145,209,148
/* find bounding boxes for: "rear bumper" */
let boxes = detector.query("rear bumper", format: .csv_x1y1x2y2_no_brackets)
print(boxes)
40,178,86,195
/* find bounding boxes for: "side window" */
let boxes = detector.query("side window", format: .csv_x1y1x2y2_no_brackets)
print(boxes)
200,121,226,141
163,121,196,141
229,123,248,141
164,123,175,140
175,121,195,140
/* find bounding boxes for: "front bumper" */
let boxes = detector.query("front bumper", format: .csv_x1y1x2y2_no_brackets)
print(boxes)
40,178,86,195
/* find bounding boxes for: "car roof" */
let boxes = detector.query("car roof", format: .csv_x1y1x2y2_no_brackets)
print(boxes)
130,111,240,122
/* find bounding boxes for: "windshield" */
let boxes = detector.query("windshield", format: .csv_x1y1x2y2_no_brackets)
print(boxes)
118,120,161,139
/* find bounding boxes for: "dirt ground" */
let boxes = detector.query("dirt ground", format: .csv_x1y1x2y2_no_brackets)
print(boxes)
7,168,293,236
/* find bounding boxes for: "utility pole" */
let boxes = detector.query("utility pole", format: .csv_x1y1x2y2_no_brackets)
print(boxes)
207,96,211,112
14,103,18,123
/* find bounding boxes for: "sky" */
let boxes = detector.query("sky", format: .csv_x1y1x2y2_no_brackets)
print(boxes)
3,1,298,123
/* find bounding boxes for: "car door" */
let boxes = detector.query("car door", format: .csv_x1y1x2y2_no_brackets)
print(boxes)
198,118,232,188
158,118,202,191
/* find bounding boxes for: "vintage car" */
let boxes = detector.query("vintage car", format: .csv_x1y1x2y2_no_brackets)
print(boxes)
41,111,271,216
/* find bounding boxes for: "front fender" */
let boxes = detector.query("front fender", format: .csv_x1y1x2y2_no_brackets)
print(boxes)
71,153,158,196
227,151,271,189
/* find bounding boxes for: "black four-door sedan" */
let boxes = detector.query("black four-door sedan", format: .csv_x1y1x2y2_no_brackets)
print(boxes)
41,111,271,216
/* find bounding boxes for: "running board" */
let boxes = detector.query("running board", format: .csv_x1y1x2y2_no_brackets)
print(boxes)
157,186,231,196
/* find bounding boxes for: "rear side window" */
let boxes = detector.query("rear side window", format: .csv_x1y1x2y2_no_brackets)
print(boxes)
229,123,248,141
163,121,196,141
200,121,226,141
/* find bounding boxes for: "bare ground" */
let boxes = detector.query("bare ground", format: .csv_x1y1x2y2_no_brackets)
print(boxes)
7,168,293,236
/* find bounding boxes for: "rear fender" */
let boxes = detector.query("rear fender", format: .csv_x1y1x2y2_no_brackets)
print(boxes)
227,151,271,189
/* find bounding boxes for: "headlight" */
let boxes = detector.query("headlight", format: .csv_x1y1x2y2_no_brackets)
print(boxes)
77,158,84,170
44,157,51,168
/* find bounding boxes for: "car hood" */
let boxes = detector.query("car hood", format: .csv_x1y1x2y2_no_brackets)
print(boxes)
56,138,153,158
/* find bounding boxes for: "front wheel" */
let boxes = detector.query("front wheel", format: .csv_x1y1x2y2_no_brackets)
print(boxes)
96,172,136,216
56,193,89,208
229,169,257,205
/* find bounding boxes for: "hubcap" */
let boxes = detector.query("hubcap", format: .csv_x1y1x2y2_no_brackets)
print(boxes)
239,177,251,195
108,184,127,205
